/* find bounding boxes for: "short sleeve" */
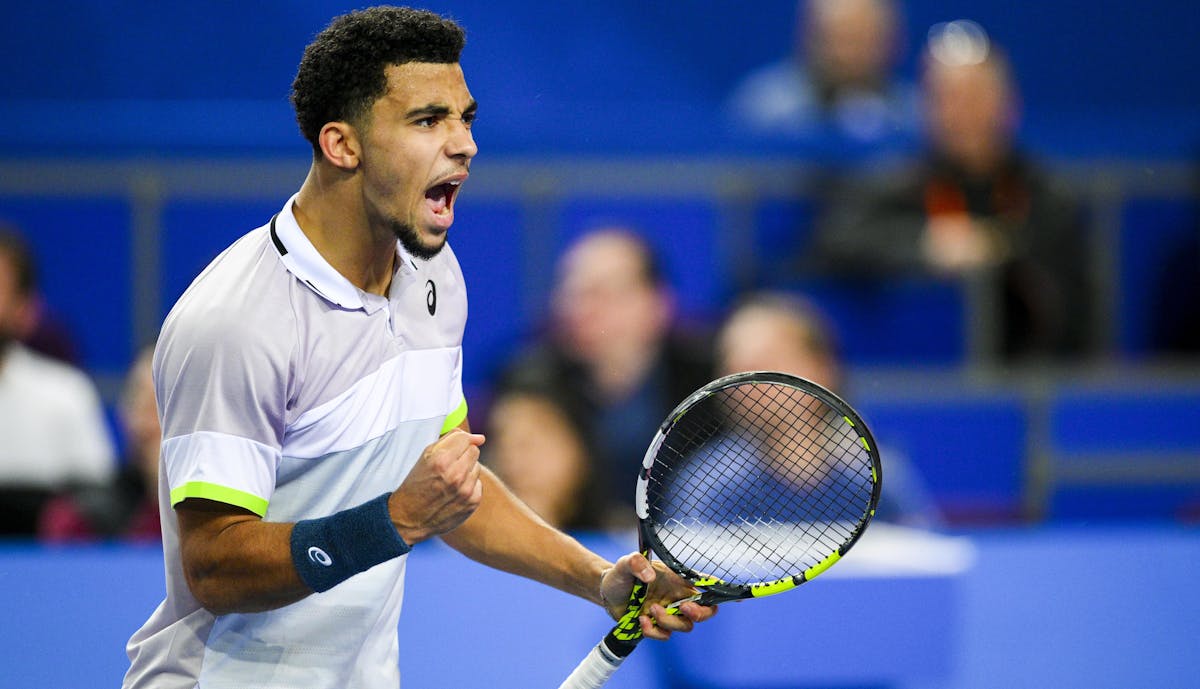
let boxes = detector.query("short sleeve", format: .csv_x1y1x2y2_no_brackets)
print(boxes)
155,304,292,517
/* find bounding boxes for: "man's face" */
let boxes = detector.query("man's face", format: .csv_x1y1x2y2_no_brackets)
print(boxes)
358,62,478,259
807,0,893,87
552,233,670,363
925,60,1012,167
717,309,839,393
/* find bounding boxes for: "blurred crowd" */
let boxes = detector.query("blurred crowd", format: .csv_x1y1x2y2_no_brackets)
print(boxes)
1,0,1197,541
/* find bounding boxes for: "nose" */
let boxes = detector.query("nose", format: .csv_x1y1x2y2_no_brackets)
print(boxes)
447,119,478,161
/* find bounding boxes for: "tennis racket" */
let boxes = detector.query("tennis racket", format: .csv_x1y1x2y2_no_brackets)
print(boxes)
557,370,882,689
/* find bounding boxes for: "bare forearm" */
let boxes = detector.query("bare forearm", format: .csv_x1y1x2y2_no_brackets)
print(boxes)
441,467,610,605
177,502,311,615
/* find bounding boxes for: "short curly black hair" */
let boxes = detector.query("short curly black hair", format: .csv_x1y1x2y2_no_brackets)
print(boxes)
291,6,466,152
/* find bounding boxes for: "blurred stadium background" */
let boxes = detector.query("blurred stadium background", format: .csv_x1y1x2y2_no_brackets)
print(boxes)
1,1,1197,687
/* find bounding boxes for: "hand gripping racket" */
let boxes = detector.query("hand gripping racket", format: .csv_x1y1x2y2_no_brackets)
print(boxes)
557,371,882,688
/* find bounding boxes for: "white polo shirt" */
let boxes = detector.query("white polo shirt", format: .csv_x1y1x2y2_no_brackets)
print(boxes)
124,195,468,689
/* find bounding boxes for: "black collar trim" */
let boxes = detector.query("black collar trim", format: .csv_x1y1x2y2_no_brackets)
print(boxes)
268,213,287,256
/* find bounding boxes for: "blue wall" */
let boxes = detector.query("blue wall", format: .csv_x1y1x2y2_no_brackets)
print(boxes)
2,528,1198,689
3,0,1198,157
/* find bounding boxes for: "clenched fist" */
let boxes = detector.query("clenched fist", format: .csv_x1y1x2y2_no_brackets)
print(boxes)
388,430,485,545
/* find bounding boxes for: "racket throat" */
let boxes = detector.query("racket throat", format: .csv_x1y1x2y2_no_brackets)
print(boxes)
669,589,744,610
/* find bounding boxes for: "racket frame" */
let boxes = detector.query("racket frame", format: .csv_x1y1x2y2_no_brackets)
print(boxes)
635,370,883,606
556,370,883,689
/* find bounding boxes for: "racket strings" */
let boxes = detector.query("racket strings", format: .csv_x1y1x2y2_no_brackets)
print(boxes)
645,381,875,586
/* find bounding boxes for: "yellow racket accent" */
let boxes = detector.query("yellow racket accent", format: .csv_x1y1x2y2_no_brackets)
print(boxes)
804,551,842,581
610,579,649,642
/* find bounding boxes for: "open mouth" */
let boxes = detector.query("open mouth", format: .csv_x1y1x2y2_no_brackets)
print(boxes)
425,179,462,217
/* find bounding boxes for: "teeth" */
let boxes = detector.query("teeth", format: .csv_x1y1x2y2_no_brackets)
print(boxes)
448,180,461,186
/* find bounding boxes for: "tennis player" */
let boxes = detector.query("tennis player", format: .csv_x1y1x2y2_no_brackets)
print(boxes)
122,7,712,688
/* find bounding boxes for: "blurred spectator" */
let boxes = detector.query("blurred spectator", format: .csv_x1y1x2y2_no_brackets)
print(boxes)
0,220,81,365
725,0,919,153
39,346,161,542
0,228,115,536
715,291,942,528
485,227,713,529
484,389,595,530
810,22,1094,362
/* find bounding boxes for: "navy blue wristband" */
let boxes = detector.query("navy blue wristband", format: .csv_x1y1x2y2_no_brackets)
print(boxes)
289,492,412,593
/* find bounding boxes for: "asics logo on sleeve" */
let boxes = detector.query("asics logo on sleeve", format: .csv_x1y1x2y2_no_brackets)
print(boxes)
308,546,333,566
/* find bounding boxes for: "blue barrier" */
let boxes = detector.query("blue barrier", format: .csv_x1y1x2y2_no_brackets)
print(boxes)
857,393,1027,523
2,527,1197,689
1047,386,1200,521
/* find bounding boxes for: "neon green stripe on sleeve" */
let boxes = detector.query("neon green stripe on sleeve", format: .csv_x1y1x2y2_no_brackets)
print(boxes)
170,481,269,517
440,398,469,434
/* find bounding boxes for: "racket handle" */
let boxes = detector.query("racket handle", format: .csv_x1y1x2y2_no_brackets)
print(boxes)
556,638,627,689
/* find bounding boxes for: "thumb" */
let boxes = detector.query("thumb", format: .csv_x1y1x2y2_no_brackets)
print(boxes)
626,552,656,583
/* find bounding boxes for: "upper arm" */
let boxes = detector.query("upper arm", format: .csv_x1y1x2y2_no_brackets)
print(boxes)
176,498,262,564
156,306,290,518
175,497,301,614
175,497,262,603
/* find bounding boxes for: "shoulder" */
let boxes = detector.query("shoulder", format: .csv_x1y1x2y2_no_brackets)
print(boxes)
727,61,820,132
4,345,100,399
154,227,299,425
730,60,809,100
1007,153,1081,214
434,241,465,276
159,227,298,363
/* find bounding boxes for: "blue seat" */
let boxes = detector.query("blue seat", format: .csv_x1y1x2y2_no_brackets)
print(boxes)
856,392,1028,524
751,196,817,287
1049,387,1200,453
784,276,969,366
1046,387,1200,521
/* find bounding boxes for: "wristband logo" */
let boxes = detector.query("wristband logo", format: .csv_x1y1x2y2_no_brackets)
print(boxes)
307,546,333,567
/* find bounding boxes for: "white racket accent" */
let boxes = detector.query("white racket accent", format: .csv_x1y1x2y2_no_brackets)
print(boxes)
556,641,624,689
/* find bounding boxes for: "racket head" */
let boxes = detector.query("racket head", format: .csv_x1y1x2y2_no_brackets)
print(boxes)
635,371,882,603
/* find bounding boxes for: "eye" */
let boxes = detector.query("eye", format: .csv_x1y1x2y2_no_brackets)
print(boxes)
462,112,477,128
414,116,438,128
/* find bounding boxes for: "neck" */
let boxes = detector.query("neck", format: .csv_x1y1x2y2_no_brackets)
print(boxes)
940,138,1011,180
293,164,397,296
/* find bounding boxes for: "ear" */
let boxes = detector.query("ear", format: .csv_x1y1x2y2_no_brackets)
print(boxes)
317,121,361,171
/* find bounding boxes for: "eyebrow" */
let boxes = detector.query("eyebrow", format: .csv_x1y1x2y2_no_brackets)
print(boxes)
405,99,478,120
